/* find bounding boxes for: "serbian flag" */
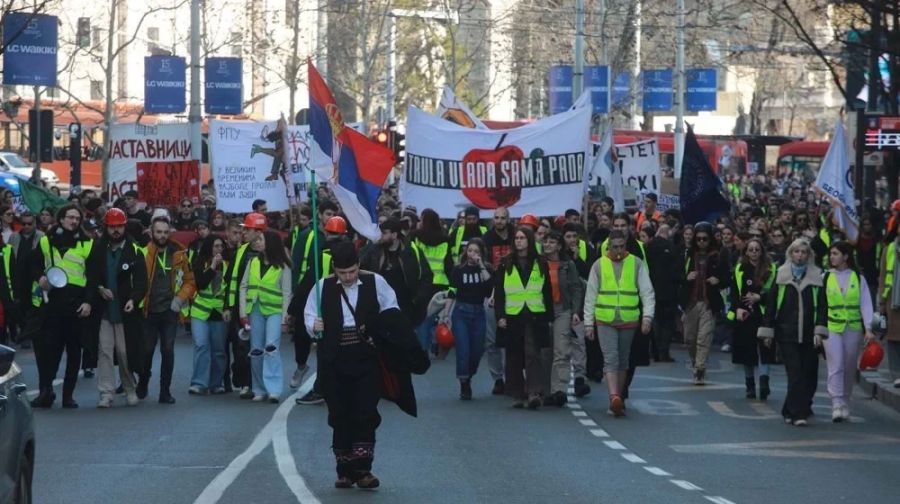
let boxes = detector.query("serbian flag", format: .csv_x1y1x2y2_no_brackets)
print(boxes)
308,60,396,241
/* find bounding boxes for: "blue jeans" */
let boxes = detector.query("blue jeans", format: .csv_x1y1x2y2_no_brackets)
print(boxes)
249,304,284,398
416,312,439,352
190,318,227,390
451,301,486,379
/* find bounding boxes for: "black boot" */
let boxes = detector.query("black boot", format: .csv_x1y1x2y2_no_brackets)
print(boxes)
574,377,591,398
745,377,757,399
459,379,472,400
29,388,55,408
759,375,770,401
136,377,149,400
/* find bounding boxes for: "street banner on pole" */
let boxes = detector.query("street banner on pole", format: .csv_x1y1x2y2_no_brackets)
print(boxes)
618,139,662,202
107,123,192,201
686,68,717,112
400,102,591,218
204,57,243,115
814,119,859,241
145,55,186,114
437,86,487,129
642,69,673,112
209,119,290,213
136,160,200,207
549,65,574,115
613,73,631,107
2,13,58,86
585,65,610,115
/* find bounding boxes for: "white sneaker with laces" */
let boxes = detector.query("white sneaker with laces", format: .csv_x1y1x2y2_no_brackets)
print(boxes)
832,407,843,423
98,396,113,408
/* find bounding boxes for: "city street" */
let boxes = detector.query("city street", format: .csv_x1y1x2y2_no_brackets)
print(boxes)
19,336,900,504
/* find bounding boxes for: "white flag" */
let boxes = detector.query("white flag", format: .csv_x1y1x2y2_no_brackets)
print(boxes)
814,119,858,241
436,86,487,129
594,126,625,213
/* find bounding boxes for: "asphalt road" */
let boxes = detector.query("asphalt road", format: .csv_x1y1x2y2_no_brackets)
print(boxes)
14,334,900,504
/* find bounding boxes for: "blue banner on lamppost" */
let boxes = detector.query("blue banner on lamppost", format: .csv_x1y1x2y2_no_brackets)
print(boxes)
205,57,243,115
642,69,673,112
686,68,717,112
2,13,58,86
549,65,573,115
145,55,186,114
612,73,631,107
584,65,609,114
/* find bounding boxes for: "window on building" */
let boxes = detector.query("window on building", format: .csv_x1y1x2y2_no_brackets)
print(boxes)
90,80,103,100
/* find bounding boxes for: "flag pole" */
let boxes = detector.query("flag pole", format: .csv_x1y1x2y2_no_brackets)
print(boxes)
310,155,323,336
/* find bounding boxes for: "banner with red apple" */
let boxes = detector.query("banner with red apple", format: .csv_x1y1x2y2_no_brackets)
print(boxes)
400,104,592,218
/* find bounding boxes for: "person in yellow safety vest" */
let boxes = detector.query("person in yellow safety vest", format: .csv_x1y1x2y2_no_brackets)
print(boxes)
138,217,197,404
289,200,339,405
30,204,103,409
94,208,147,408
287,204,313,252
583,230,654,418
410,209,454,353
494,225,554,410
451,206,487,263
823,242,876,422
8,211,43,350
758,238,827,427
634,193,662,234
239,230,293,403
562,222,596,279
224,212,269,399
877,232,900,388
727,238,777,401
188,235,230,396
599,213,648,264
0,238,15,347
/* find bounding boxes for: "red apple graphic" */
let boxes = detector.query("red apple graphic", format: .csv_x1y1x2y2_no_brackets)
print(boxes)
461,135,525,209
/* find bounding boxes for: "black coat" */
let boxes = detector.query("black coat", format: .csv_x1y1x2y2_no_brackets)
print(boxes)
758,263,827,344
91,238,148,373
679,249,730,313
645,237,679,304
359,243,433,326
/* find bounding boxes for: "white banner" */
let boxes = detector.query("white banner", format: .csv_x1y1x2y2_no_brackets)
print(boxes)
107,123,191,201
400,104,591,218
657,193,680,212
618,138,662,202
209,119,290,213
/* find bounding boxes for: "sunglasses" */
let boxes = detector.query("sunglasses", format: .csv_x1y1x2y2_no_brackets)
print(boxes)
695,236,710,242
182,204,192,208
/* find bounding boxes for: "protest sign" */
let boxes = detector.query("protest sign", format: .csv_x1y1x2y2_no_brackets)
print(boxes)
136,160,200,207
107,123,192,201
656,193,680,212
400,103,591,218
210,119,290,213
617,138,662,202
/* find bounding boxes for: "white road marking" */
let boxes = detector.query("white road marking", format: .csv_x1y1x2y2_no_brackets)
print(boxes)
644,466,672,476
603,440,626,450
589,428,609,438
571,410,588,417
578,419,597,427
670,480,703,491
565,402,582,409
25,378,64,397
708,401,780,420
193,374,319,504
671,435,900,461
706,497,737,504
621,453,646,464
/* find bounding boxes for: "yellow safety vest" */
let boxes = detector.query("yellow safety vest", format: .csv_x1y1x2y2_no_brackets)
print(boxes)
577,240,587,262
726,262,776,321
452,225,487,261
594,255,640,323
245,257,283,316
322,250,333,277
227,243,250,306
0,244,13,301
39,235,92,288
415,239,449,286
503,261,546,315
883,242,897,299
190,262,227,321
825,271,862,333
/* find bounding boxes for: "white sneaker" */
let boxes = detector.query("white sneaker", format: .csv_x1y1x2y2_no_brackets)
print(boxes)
721,344,732,353
252,394,268,402
290,366,309,389
126,392,139,406
832,407,844,423
98,396,113,408
893,378,900,388
841,405,851,421
793,418,808,427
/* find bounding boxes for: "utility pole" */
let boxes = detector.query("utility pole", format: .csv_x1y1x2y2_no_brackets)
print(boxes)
573,0,584,99
316,0,327,77
674,0,685,179
385,14,396,119
189,0,201,163
631,0,641,129
32,86,41,183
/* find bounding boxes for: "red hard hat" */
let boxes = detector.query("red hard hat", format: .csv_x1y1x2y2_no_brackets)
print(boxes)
324,216,348,234
554,215,567,229
241,212,268,231
519,213,539,229
859,340,884,370
104,208,127,226
892,200,900,212
435,322,454,348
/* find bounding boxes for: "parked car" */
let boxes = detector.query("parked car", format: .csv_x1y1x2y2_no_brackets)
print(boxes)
0,345,34,504
0,151,60,186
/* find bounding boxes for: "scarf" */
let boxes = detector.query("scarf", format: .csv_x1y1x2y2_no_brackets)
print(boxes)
790,263,807,281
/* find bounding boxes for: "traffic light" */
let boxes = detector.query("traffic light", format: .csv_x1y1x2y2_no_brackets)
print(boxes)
387,121,405,164
28,109,54,163
374,129,389,147
76,17,91,49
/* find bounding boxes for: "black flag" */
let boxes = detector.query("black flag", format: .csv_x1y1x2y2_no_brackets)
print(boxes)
679,126,730,224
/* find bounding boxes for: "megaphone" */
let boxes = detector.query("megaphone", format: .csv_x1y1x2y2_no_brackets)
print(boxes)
46,267,68,289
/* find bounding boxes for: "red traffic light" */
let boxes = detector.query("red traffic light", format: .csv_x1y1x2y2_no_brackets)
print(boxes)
376,131,389,143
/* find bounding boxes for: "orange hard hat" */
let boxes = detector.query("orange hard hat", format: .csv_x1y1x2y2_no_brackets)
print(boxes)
104,208,127,226
892,200,900,212
554,215,567,229
241,212,268,231
324,215,348,234
859,340,884,370
435,322,454,348
519,213,539,229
